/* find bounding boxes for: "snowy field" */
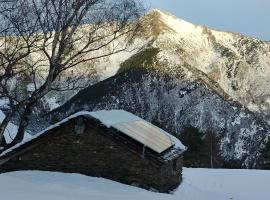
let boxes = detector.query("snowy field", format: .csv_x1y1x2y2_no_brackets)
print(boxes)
1,168,270,200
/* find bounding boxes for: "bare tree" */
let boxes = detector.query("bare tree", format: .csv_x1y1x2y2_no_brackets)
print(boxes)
0,0,143,149
207,118,214,168
205,113,223,168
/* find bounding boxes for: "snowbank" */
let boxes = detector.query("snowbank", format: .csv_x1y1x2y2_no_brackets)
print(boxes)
0,168,270,200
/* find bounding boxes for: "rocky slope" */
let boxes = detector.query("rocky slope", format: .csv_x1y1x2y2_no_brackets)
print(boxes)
49,10,270,168
140,10,270,121
27,9,270,116
52,48,270,168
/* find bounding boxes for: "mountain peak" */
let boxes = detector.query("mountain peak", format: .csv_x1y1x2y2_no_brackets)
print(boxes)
141,9,200,39
145,8,181,24
148,8,164,15
147,9,179,20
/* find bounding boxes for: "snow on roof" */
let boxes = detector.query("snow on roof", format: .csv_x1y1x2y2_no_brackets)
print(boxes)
89,110,141,127
90,110,186,153
0,110,186,157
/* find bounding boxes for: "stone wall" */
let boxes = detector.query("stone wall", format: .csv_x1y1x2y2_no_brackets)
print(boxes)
0,118,182,192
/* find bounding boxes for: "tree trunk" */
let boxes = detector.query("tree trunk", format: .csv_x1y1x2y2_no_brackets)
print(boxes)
210,131,214,168
4,104,33,150
0,111,14,148
3,85,50,150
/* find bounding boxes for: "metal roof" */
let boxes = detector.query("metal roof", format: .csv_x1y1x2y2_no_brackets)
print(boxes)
112,120,173,154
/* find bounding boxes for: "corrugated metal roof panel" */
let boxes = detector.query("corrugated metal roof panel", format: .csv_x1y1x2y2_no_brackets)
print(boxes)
112,120,173,154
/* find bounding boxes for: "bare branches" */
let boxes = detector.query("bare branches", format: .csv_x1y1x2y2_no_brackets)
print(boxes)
0,0,144,149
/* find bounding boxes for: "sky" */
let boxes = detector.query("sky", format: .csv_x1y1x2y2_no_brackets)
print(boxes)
144,0,270,41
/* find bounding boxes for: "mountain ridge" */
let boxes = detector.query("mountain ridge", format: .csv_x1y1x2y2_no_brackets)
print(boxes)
51,67,270,168
139,9,270,122
47,9,270,168
147,9,270,42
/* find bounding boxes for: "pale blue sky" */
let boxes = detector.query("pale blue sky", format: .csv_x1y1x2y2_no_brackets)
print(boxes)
144,0,270,41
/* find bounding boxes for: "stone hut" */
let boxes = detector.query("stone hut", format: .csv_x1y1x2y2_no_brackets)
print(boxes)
0,110,186,193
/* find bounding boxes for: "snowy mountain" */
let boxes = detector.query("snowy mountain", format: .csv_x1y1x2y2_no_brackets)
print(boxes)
1,168,270,200
2,8,270,200
48,9,270,169
51,66,270,168
36,9,270,115
142,10,270,122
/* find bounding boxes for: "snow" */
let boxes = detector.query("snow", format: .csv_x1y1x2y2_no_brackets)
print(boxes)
148,9,270,125
153,9,201,39
43,95,61,110
97,49,135,81
76,110,185,151
89,110,141,127
0,110,185,156
178,168,270,200
0,168,270,200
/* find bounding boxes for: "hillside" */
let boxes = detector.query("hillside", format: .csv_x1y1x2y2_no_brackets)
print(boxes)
30,9,270,116
139,9,270,121
52,66,270,168
49,10,270,168
1,6,270,200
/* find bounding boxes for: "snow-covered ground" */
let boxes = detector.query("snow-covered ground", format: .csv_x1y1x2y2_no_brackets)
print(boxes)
1,168,269,200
